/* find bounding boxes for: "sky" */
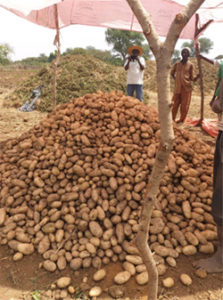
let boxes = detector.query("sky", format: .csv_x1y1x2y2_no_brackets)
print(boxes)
0,6,222,61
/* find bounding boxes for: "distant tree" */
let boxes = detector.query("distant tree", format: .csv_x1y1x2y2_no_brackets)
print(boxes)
141,43,153,60
215,54,223,60
0,43,13,65
63,46,123,66
105,29,150,61
171,49,181,63
63,47,87,56
38,53,49,63
16,53,50,66
48,52,57,62
181,37,213,57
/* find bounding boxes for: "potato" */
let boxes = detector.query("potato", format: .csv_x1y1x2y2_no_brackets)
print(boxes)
38,236,50,254
180,273,192,286
56,277,71,288
182,245,197,256
0,208,6,226
0,92,215,276
135,271,148,285
199,242,214,254
201,230,218,241
17,243,34,255
184,232,199,246
182,201,191,219
162,277,174,288
43,260,57,272
93,269,106,281
114,271,131,284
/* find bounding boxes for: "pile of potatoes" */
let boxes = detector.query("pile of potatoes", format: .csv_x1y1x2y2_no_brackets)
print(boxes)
0,91,217,281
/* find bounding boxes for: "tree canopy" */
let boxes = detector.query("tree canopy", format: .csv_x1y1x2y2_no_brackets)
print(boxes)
0,43,13,65
181,37,213,57
105,28,151,61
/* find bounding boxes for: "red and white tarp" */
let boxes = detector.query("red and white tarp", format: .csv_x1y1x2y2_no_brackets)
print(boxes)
185,118,218,138
0,0,222,39
0,0,194,38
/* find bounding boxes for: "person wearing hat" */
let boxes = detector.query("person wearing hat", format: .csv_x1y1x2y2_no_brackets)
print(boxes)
171,47,199,123
124,45,145,101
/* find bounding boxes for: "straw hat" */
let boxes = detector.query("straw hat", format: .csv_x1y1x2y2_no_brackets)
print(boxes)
182,47,191,56
128,45,144,56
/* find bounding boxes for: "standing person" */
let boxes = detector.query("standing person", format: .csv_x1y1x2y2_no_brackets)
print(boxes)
124,45,145,102
193,55,223,273
199,54,223,102
171,47,199,123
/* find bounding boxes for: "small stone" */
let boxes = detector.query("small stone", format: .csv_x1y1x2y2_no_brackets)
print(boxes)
80,282,90,291
45,290,52,298
89,286,102,297
51,283,56,290
108,285,126,298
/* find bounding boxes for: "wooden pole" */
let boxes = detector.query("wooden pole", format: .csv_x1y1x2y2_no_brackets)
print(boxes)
194,14,213,123
52,4,61,110
195,42,204,122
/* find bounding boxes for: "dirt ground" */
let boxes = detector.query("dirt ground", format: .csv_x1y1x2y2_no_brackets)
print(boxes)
0,67,222,300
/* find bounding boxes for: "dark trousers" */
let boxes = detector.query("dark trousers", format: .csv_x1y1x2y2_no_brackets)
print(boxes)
212,130,223,226
127,84,143,101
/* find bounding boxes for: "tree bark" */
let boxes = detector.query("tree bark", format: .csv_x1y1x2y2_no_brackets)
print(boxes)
126,1,205,299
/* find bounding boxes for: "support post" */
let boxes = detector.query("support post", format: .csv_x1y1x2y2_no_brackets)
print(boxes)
194,14,213,124
52,4,61,110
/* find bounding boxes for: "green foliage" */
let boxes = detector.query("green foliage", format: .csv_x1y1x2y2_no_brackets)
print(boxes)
63,47,87,56
172,49,181,64
105,29,150,61
215,54,223,60
0,43,13,65
141,44,153,60
181,37,213,57
63,46,123,66
48,52,56,62
15,53,50,66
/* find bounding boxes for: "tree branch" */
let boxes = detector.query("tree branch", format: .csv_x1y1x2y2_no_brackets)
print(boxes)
125,1,206,299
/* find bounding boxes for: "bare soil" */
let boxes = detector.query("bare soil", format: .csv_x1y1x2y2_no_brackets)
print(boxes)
0,67,222,300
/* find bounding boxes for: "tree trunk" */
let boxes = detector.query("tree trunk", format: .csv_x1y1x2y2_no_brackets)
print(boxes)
126,1,205,299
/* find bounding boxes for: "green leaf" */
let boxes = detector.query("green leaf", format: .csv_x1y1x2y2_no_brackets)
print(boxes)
32,291,41,300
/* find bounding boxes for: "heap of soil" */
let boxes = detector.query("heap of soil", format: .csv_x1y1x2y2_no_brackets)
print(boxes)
2,54,218,112
4,55,126,112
